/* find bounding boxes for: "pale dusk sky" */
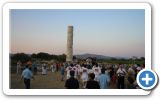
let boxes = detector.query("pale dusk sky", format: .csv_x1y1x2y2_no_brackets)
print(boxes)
10,9,145,58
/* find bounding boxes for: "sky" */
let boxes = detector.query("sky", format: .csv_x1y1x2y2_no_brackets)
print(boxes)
10,9,145,58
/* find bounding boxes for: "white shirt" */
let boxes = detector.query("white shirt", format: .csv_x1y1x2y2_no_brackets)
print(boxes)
42,65,47,75
66,66,72,78
72,66,78,78
66,66,77,79
116,68,126,76
92,66,101,77
81,67,88,81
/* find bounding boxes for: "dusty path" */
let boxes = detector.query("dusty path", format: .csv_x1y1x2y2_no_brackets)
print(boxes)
10,71,117,89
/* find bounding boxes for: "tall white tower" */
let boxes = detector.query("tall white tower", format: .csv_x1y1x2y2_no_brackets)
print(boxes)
66,26,73,62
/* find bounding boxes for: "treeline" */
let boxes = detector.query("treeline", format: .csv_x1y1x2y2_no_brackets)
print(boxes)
10,52,67,65
10,52,145,65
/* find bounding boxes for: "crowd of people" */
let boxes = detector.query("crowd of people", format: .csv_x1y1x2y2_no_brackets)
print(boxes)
17,59,145,89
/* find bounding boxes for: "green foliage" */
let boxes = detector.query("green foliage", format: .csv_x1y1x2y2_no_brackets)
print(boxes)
10,53,31,65
10,52,145,66
10,52,67,65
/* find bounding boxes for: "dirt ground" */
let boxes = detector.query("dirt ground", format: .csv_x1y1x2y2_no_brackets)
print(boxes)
10,71,117,89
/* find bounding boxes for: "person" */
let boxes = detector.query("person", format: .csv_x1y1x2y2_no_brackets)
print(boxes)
60,65,65,81
42,63,47,75
72,64,78,79
51,63,56,72
32,62,37,75
21,65,34,89
135,65,142,79
76,64,82,80
98,68,110,89
109,66,114,80
66,64,73,79
81,64,89,88
66,63,77,78
109,66,117,85
27,60,32,71
116,64,127,89
65,70,79,89
56,63,59,72
86,73,100,89
127,66,135,78
92,64,101,81
127,72,136,89
16,60,22,74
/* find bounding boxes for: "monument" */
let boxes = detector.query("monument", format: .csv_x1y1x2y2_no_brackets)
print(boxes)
66,26,73,62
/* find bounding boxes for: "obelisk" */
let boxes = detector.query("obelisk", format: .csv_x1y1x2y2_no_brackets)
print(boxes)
66,26,73,62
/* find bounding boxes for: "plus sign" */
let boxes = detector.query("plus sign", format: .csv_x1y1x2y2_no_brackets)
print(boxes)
142,73,153,85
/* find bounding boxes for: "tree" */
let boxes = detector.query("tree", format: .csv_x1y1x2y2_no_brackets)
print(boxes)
36,52,52,60
31,53,37,58
140,57,145,60
57,54,66,62
11,53,31,64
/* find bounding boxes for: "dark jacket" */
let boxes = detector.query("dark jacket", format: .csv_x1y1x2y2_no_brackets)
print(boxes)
86,80,100,89
65,77,79,89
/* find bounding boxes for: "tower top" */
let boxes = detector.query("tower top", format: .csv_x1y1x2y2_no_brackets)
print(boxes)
68,26,73,28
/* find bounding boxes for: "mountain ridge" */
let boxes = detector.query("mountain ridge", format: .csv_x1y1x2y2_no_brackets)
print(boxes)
74,53,129,60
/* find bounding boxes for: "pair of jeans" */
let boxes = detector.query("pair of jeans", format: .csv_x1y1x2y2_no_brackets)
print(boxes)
117,76,124,89
24,78,30,89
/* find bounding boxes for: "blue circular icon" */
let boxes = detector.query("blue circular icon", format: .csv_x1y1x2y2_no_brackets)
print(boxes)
137,69,158,90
